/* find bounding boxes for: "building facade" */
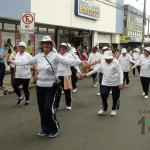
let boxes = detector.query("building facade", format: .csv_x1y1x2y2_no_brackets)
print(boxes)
0,0,124,70
120,4,150,49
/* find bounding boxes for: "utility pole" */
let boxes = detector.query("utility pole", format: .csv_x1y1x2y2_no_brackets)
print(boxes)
147,15,150,38
141,0,146,48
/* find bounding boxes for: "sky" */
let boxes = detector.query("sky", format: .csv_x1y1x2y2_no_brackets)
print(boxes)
124,0,150,17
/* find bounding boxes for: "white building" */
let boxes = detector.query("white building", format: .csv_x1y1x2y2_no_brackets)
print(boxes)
0,0,124,70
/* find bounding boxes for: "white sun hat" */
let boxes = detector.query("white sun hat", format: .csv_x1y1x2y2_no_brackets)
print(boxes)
103,46,108,50
103,51,113,59
18,42,27,49
144,47,150,52
59,43,68,48
41,36,52,42
121,48,127,54
134,48,141,52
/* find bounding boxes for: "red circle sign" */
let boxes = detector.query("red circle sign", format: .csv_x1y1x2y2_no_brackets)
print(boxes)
22,14,34,24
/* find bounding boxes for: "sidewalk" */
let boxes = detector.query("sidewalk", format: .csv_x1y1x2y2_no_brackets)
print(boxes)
0,74,36,96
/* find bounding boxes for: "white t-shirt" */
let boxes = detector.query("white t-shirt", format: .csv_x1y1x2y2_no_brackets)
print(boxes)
14,51,81,87
135,56,150,78
15,51,32,79
57,53,72,76
88,52,101,69
118,53,135,72
87,59,123,86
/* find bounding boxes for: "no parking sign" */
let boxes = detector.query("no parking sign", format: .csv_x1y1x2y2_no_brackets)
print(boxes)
20,13,35,34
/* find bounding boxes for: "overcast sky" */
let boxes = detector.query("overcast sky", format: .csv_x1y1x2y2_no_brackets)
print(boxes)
124,0,150,17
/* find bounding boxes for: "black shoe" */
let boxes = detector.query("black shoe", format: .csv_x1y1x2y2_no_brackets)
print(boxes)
17,97,25,106
23,101,30,107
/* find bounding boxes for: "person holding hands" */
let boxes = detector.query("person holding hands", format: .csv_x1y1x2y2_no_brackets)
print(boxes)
83,51,123,116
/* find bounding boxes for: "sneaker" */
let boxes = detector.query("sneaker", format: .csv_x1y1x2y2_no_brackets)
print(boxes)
144,95,148,99
72,88,77,93
110,110,117,116
23,101,30,107
142,92,145,96
38,130,46,137
55,107,60,111
96,92,101,96
98,109,108,115
93,83,98,88
61,90,64,94
110,91,112,94
17,97,25,106
66,106,72,110
49,131,58,138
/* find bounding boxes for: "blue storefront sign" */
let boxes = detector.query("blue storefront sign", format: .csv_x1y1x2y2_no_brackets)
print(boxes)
75,0,100,20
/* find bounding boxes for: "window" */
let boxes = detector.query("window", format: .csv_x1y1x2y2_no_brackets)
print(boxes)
4,23,15,30
39,27,47,34
48,28,55,34
0,23,2,29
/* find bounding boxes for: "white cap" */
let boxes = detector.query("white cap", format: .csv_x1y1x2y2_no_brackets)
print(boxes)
41,36,52,42
71,47,77,53
103,46,108,50
18,42,26,49
144,47,150,52
121,48,127,54
134,48,141,52
59,43,68,48
67,43,71,48
103,51,113,59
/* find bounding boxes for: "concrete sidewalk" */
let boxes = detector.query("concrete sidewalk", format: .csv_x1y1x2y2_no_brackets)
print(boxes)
0,74,36,96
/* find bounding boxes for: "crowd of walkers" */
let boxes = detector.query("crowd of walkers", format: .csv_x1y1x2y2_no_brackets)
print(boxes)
0,35,149,138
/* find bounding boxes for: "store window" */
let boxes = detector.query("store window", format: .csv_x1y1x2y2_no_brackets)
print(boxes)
39,27,47,34
48,28,55,35
0,23,2,29
4,23,15,30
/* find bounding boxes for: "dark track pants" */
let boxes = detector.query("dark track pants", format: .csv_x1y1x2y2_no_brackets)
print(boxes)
101,85,120,111
0,62,6,87
55,76,72,109
36,86,59,133
13,78,30,101
140,77,150,96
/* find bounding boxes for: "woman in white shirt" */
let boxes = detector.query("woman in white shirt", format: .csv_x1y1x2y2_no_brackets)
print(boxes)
132,47,150,99
9,36,83,138
55,43,79,111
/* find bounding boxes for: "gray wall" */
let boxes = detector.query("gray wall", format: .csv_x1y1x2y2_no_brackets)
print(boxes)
116,0,124,34
0,0,31,19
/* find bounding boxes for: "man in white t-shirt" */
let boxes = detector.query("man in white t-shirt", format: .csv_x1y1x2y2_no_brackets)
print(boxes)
87,46,101,87
84,51,123,116
13,42,32,107
118,48,135,86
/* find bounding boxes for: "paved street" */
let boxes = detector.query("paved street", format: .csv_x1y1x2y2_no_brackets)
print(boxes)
0,76,150,150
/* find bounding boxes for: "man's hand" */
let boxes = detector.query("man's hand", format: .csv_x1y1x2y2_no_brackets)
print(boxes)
7,59,14,64
119,84,124,90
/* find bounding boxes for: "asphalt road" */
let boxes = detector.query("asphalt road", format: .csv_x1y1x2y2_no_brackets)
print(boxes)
0,76,150,150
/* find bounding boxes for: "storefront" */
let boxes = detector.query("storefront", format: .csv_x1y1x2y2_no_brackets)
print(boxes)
120,35,150,49
0,0,124,70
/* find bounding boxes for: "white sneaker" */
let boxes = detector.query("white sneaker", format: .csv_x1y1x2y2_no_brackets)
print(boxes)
142,92,145,96
96,92,101,96
110,110,117,116
66,106,72,110
110,91,112,94
61,90,64,94
144,95,148,99
98,109,108,115
72,88,77,93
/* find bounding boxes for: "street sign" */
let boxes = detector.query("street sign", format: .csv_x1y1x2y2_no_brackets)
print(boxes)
20,13,35,34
